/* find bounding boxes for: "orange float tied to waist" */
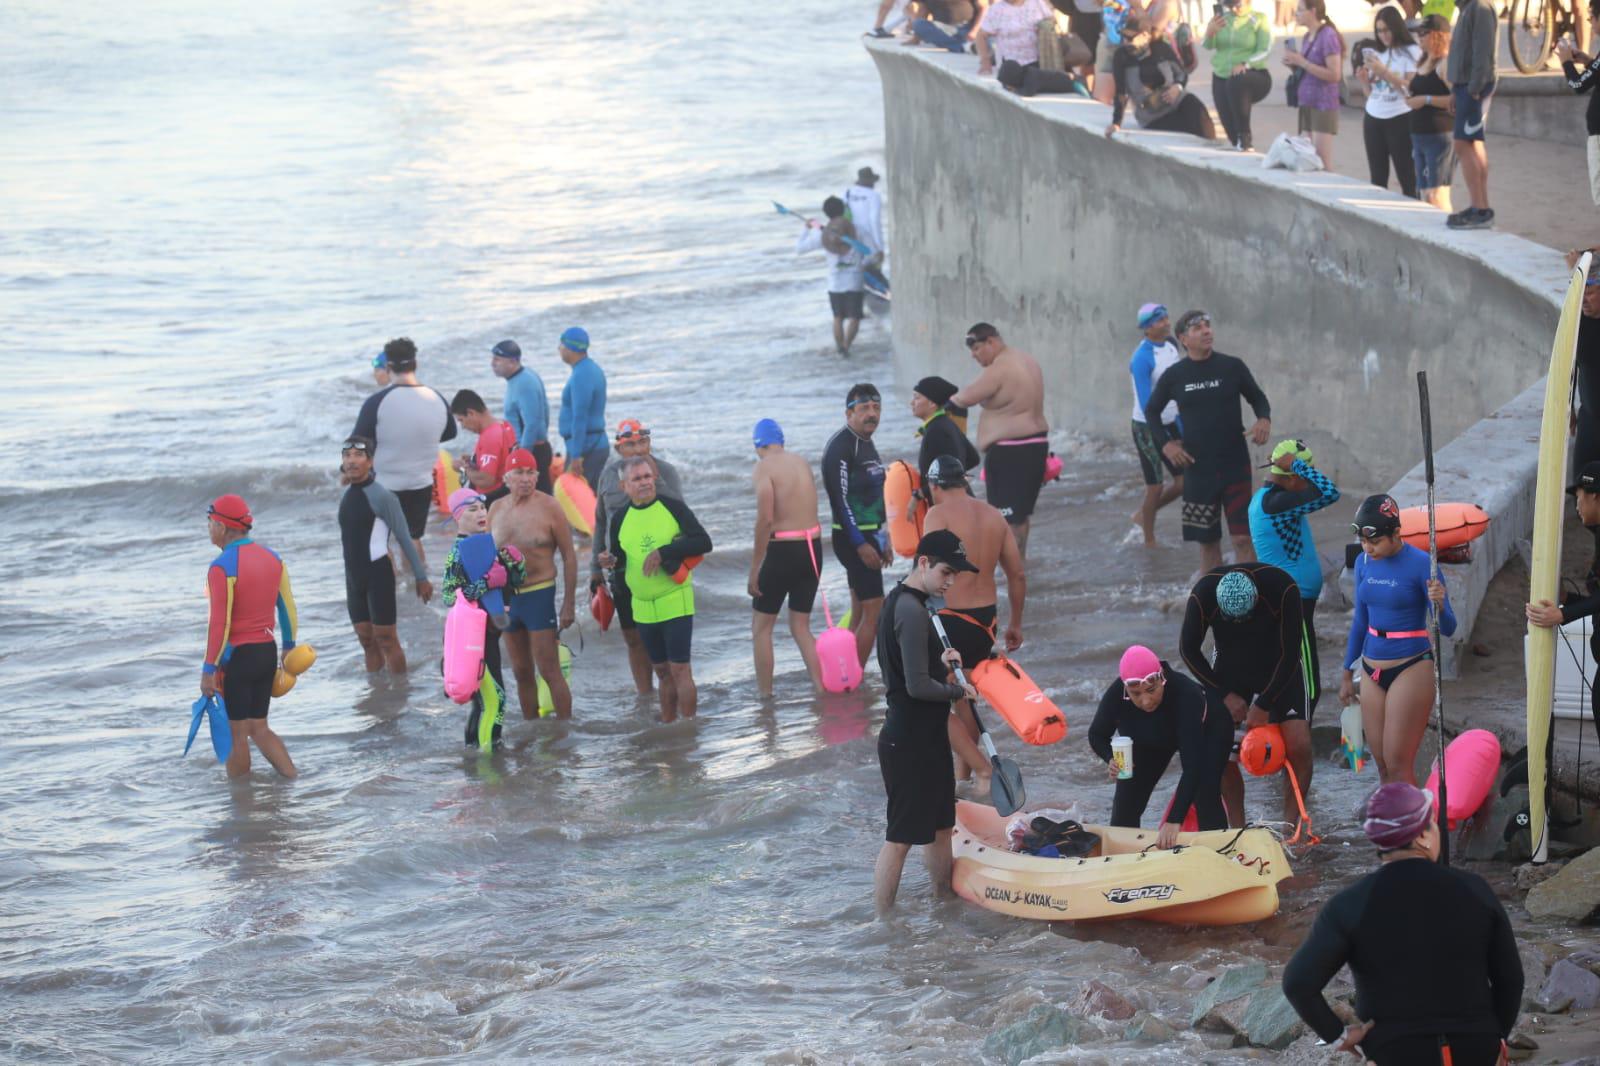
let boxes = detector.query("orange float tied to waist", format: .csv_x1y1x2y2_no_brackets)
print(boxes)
970,656,1066,745
884,460,926,559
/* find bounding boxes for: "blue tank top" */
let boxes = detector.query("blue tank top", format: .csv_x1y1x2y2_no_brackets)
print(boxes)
1344,544,1457,669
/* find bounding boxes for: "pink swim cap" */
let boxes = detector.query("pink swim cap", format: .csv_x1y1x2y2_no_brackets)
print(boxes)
1119,645,1162,681
447,487,486,519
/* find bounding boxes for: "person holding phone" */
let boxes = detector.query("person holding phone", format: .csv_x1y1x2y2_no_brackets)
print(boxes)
1201,0,1272,151
1358,6,1421,198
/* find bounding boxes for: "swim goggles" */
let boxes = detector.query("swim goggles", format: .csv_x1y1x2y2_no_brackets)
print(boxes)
1122,669,1164,696
341,438,373,454
846,394,881,410
616,425,651,440
1350,523,1396,540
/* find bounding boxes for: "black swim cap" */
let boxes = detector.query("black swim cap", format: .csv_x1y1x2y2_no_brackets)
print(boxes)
1353,493,1401,535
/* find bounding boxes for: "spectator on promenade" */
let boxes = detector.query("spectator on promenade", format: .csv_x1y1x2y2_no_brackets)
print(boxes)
1104,15,1217,139
1406,14,1456,213
1128,303,1184,546
1559,5,1600,207
795,196,868,356
494,339,554,494
1092,0,1135,105
1143,309,1271,570
1357,8,1420,198
843,166,887,258
907,0,989,52
871,0,910,37
1284,0,1343,171
1447,0,1498,229
976,0,1056,76
1202,0,1272,151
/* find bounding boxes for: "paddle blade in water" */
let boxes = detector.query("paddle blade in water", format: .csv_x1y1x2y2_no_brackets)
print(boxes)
991,756,1026,816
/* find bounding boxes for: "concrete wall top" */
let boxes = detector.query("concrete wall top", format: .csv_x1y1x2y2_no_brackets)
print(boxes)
868,38,1570,488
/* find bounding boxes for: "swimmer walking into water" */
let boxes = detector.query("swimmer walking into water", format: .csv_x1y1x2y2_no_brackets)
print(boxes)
339,436,433,674
489,448,577,719
823,384,888,666
951,323,1050,556
748,419,826,694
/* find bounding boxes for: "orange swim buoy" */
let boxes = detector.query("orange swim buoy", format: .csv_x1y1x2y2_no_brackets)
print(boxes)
590,582,614,631
1398,503,1490,551
970,656,1066,745
1239,725,1287,777
432,449,462,515
885,460,926,559
555,472,596,535
671,554,704,584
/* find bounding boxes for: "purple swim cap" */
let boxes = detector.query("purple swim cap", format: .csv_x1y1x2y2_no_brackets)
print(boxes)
1363,783,1435,850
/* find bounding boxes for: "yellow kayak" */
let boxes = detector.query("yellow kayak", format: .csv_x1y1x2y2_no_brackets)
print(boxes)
952,801,1292,925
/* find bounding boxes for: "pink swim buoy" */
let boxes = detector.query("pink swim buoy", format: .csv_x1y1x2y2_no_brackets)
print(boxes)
1424,729,1502,829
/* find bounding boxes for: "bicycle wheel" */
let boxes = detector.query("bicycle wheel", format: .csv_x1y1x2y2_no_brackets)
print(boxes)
1509,0,1556,73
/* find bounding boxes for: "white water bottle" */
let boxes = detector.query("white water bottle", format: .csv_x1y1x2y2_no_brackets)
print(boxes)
1111,735,1134,780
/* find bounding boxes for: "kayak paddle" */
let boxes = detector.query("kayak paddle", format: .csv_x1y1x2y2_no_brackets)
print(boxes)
928,603,1025,816
773,200,877,260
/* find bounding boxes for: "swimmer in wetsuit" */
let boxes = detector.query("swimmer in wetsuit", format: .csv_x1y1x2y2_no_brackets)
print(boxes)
909,376,979,481
443,489,526,752
748,418,825,695
339,436,433,674
200,494,300,779
952,323,1051,556
1526,460,1600,750
823,384,888,666
1340,493,1456,785
489,448,577,719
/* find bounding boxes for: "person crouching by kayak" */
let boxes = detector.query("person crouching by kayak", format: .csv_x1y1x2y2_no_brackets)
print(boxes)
598,456,713,722
874,529,980,912
1283,783,1522,1064
443,488,525,752
1526,460,1600,750
1087,645,1233,848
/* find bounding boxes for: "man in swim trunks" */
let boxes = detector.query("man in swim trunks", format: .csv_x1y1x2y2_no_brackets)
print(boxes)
921,455,1025,790
448,389,517,504
350,337,458,570
951,322,1050,556
1527,461,1600,750
200,494,300,779
492,339,553,494
823,383,888,665
490,448,578,719
557,327,609,486
909,375,979,480
339,436,433,675
592,418,686,694
1181,562,1310,826
749,418,826,695
1143,310,1271,571
1248,439,1339,718
598,457,714,722
1128,302,1184,546
874,529,980,912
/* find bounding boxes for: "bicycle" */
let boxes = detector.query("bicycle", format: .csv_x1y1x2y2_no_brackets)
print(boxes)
1509,0,1582,74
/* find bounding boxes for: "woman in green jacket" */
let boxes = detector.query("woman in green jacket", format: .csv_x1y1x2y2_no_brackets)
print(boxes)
1203,0,1273,150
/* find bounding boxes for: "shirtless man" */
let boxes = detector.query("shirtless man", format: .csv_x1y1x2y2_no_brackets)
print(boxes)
921,455,1026,788
951,322,1050,555
748,418,825,695
489,448,578,719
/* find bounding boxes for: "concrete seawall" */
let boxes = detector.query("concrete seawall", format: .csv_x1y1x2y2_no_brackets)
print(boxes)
867,40,1570,491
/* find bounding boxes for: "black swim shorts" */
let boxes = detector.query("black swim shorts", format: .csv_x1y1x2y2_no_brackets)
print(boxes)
346,556,397,627
393,486,432,540
637,614,693,665
222,641,277,721
610,576,638,632
1181,462,1252,544
829,290,865,320
983,438,1048,524
832,528,886,601
939,604,997,671
753,536,823,615
878,732,957,846
1131,419,1181,487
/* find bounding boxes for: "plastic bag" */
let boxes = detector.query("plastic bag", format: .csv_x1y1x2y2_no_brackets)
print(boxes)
1261,132,1324,173
1006,803,1082,851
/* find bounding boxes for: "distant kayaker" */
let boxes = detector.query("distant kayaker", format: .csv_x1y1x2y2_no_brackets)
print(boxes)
873,529,980,912
1087,645,1233,847
1527,460,1600,749
748,418,825,695
1283,782,1522,1064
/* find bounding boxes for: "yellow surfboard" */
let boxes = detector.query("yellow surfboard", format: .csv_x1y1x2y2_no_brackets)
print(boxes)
1526,253,1589,863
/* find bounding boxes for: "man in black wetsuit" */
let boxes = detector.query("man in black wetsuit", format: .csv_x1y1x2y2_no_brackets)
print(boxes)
1144,309,1271,571
1087,644,1233,848
1180,562,1308,826
1526,459,1600,749
874,529,979,912
1284,782,1522,1064
1573,269,1600,470
338,436,433,674
824,383,888,666
910,375,980,481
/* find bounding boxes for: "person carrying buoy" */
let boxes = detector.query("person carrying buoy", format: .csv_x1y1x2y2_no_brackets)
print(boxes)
443,488,526,751
1180,562,1310,826
873,529,980,912
1087,645,1233,847
339,435,433,675
952,323,1050,556
748,418,825,695
1339,493,1455,785
1282,783,1522,1064
920,455,1025,790
591,418,685,695
1526,460,1600,749
1247,439,1340,718
598,456,714,722
199,494,300,779
823,384,888,666
489,449,577,720
909,376,979,480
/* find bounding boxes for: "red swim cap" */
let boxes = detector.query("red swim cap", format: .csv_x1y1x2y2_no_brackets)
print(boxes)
1239,724,1287,777
208,494,253,531
504,448,538,473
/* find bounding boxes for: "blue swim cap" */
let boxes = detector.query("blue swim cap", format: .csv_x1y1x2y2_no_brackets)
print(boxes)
371,350,387,369
753,418,784,449
560,327,590,353
1216,570,1258,619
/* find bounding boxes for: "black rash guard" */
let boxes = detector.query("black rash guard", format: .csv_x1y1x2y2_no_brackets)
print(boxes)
1087,666,1232,819
339,474,426,579
876,582,964,746
1283,859,1522,1051
1143,351,1270,488
917,409,981,481
1181,562,1304,705
1564,52,1600,135
822,425,886,547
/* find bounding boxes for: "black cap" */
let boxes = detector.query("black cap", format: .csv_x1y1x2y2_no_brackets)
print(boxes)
916,529,979,573
1568,460,1600,495
1413,13,1450,32
913,375,959,407
342,434,376,455
491,339,522,360
926,455,969,487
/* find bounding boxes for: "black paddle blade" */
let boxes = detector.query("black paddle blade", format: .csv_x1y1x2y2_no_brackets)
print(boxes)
991,755,1026,816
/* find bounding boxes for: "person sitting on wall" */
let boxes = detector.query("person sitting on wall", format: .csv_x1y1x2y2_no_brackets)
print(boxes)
1104,14,1217,140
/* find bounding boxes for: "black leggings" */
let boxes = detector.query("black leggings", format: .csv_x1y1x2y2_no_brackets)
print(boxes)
1212,70,1271,149
1366,1032,1502,1065
1147,94,1218,140
464,620,506,750
1303,597,1321,719
1363,111,1418,199
1110,739,1231,831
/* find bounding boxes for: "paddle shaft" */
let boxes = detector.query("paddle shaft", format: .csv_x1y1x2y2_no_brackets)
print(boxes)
926,610,996,757
1418,371,1450,866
